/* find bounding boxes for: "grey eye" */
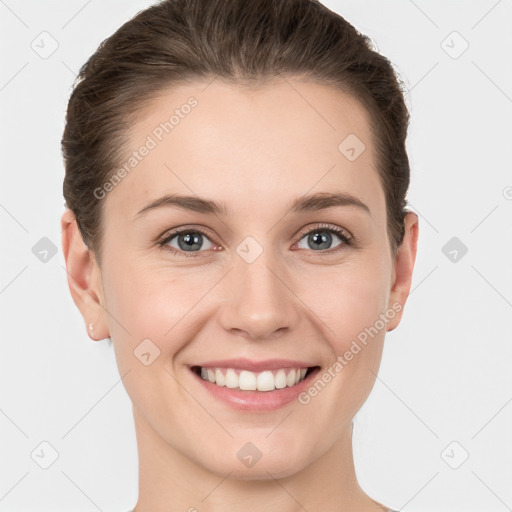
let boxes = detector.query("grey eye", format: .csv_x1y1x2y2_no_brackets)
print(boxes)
166,231,214,252
296,229,344,251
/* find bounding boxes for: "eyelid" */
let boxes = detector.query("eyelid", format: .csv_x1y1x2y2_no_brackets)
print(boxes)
295,222,352,243
156,224,217,244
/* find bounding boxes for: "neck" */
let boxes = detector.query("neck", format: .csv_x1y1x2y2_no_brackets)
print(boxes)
132,407,388,512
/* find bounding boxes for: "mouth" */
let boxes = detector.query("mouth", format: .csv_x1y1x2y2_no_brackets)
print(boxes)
188,357,322,411
190,365,321,392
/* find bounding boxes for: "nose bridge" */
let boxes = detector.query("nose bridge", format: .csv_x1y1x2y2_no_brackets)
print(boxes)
219,238,298,340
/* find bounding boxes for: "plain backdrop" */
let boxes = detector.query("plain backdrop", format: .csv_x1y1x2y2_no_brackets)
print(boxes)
1,1,511,511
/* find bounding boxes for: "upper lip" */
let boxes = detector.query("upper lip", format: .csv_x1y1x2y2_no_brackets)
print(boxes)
191,358,318,372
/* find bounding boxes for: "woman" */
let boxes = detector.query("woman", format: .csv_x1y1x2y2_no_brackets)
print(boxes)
60,0,418,510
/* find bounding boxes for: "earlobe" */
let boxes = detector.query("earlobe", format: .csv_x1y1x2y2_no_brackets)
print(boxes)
386,211,419,332
61,209,109,341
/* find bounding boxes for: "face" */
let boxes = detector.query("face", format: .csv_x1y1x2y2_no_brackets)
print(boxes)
68,77,417,480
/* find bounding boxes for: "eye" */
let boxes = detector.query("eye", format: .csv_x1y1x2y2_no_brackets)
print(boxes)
294,223,352,253
158,228,216,257
157,223,352,258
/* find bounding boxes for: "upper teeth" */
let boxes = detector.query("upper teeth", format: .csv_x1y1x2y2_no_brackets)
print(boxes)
200,367,308,391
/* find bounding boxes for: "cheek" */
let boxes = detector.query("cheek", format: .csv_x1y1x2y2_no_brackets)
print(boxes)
292,259,389,431
102,254,214,361
101,259,202,422
103,244,391,357
297,254,390,347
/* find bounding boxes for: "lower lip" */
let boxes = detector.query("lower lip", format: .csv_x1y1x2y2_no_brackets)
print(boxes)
190,367,321,412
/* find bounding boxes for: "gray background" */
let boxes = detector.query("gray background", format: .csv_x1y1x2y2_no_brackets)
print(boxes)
1,0,511,511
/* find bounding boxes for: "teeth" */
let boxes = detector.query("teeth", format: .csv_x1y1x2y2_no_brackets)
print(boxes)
286,369,296,387
257,371,275,391
225,368,238,389
197,366,310,391
239,370,257,390
215,368,225,386
275,369,287,389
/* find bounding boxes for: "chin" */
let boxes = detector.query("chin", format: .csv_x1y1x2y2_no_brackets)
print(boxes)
216,462,302,481
196,443,308,481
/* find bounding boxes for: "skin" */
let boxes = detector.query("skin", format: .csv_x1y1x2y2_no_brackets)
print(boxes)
61,77,418,512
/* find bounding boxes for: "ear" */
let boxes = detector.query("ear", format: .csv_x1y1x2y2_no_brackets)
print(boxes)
61,209,110,341
386,211,419,331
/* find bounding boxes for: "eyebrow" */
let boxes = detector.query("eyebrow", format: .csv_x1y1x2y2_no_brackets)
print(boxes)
135,191,370,219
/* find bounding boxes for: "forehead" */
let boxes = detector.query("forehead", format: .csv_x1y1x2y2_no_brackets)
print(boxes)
104,77,385,223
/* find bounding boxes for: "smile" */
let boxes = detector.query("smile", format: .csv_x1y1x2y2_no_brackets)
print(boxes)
193,366,311,392
189,358,321,411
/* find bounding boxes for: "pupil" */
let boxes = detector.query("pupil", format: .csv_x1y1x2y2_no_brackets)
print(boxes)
179,232,201,251
310,231,331,250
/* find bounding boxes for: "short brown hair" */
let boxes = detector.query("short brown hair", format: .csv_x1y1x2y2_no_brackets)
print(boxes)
62,0,411,262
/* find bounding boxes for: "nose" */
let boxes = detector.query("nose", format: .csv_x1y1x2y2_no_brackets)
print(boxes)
218,246,300,341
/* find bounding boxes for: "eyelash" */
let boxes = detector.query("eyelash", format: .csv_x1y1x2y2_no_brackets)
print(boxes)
156,223,353,258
